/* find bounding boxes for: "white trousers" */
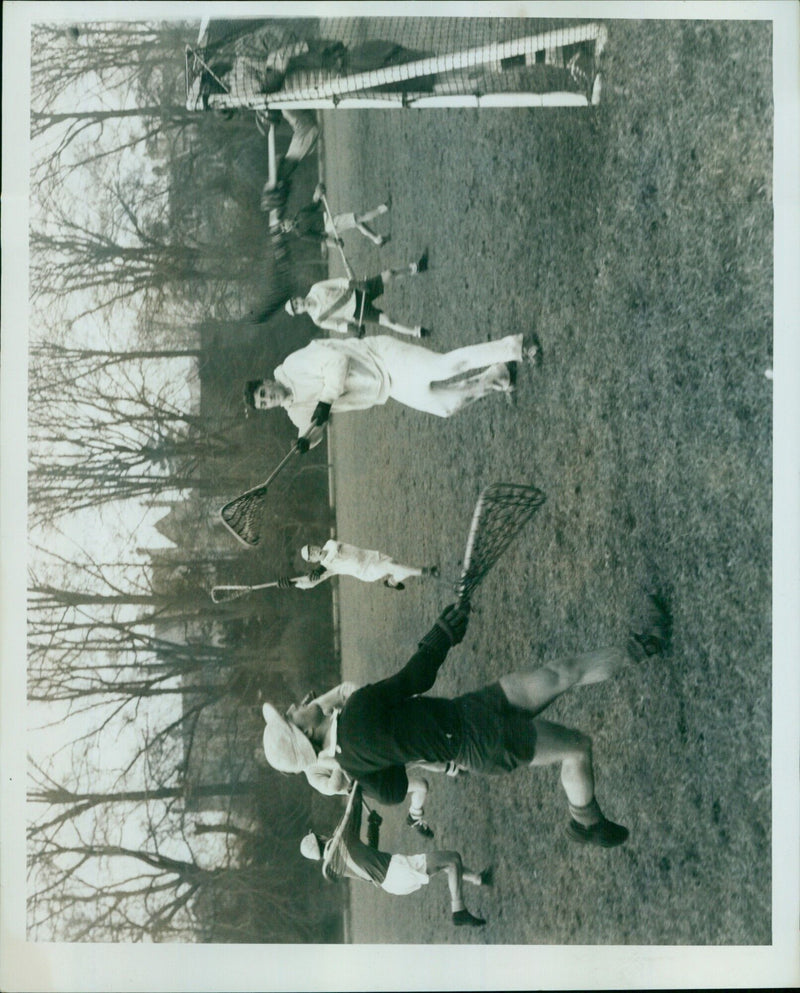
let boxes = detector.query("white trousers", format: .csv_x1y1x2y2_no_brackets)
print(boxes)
373,334,523,417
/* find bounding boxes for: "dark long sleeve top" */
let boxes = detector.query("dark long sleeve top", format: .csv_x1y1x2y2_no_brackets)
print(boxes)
336,622,463,805
288,201,326,242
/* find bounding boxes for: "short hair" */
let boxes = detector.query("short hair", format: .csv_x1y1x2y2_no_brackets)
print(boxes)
244,379,264,409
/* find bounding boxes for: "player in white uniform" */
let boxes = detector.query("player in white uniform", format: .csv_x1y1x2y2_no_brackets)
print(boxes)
243,332,540,450
284,255,430,339
292,540,438,591
300,809,489,927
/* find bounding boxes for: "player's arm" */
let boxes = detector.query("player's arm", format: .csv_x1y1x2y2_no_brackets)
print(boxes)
368,604,470,702
304,759,351,796
292,567,330,589
314,681,359,713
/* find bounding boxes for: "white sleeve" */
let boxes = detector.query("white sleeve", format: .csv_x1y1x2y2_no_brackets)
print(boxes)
304,759,350,796
314,681,359,714
313,345,351,405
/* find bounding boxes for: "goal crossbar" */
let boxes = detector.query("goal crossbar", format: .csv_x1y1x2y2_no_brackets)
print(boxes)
205,23,607,111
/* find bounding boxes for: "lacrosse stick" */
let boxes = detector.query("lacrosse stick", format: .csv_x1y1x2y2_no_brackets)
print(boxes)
315,188,356,282
321,781,363,882
219,430,320,547
210,575,307,603
455,483,547,607
315,188,369,334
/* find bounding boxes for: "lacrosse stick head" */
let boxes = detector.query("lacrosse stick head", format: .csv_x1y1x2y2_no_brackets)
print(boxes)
219,445,300,547
220,491,268,547
455,483,546,605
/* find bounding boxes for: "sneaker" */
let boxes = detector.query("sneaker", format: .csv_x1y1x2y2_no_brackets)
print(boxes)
406,813,434,839
628,593,671,661
479,867,494,887
566,817,629,848
384,579,405,591
523,333,542,366
422,565,440,578
507,360,518,389
377,234,390,247
415,250,429,274
452,909,486,927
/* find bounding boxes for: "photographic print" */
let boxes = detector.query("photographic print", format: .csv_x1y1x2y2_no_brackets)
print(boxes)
2,1,798,990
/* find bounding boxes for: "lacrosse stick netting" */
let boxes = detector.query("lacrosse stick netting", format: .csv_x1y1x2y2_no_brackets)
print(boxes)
455,483,546,606
219,445,300,547
321,781,363,882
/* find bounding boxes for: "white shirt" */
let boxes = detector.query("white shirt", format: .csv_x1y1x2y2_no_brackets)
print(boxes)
303,682,358,796
303,278,357,336
273,339,393,436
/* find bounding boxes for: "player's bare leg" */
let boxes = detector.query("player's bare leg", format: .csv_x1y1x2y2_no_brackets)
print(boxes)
531,718,628,848
354,204,390,246
381,250,428,282
357,203,390,223
425,852,486,927
406,776,434,838
499,646,628,715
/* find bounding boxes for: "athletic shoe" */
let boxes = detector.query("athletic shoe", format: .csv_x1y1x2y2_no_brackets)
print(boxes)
506,360,518,388
523,332,542,366
565,817,629,848
384,579,405,591
413,326,431,338
627,593,671,661
406,813,434,839
479,867,494,887
377,234,390,247
415,250,429,274
422,565,440,578
452,909,486,927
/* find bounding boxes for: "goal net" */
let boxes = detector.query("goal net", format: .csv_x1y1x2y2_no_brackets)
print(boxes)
186,17,608,112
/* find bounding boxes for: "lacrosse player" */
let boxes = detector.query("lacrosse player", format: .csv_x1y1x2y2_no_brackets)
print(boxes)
263,597,670,848
243,332,538,452
299,788,488,927
275,184,390,248
284,252,430,338
291,540,438,592
262,683,440,839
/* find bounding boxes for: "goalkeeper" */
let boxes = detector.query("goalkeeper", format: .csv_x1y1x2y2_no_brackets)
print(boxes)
262,597,670,848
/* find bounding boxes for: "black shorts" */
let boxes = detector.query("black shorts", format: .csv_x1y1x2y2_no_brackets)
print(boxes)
354,276,385,323
453,682,537,775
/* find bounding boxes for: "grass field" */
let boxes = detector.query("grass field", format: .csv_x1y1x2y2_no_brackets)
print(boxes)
317,19,772,945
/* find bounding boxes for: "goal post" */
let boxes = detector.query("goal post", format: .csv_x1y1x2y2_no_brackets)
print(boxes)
186,18,608,113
